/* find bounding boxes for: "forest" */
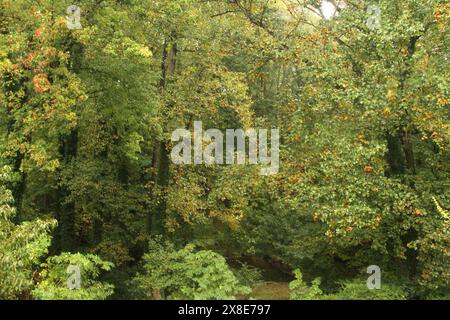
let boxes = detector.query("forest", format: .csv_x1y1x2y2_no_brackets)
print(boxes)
0,0,449,300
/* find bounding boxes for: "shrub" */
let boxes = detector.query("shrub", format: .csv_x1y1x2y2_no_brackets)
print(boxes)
132,238,251,300
32,253,114,300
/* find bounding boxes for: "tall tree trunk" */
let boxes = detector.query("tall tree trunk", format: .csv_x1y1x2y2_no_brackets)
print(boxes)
149,42,177,235
57,128,78,252
55,39,83,252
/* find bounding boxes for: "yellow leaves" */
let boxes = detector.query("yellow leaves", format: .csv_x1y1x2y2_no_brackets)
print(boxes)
386,77,398,102
374,215,382,226
54,16,67,29
430,131,439,139
305,84,319,97
334,114,350,122
437,98,450,106
416,55,430,72
30,155,60,172
166,217,180,233
24,142,60,172
313,212,321,222
383,107,391,117
104,37,153,62
253,72,268,81
209,209,243,231
356,133,369,145
304,31,327,47
0,58,13,74
326,229,334,239
320,148,332,159
432,197,449,220
433,3,450,31
288,174,301,184
422,110,433,120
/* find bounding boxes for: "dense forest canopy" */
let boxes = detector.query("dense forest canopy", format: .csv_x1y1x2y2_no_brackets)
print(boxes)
0,0,448,300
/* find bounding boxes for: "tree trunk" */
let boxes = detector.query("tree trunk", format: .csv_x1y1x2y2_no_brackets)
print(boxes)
149,42,177,235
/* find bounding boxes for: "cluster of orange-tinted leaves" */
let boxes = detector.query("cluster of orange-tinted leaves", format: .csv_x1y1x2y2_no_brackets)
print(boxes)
305,28,332,47
19,8,66,95
25,28,56,94
433,3,450,32
32,73,51,93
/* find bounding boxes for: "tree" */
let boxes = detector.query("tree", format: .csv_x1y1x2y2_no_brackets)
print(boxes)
0,165,56,299
1,0,448,300
32,252,114,300
289,269,323,300
132,238,251,300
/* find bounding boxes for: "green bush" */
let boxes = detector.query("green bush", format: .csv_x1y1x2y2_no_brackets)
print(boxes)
289,269,323,300
232,263,263,288
32,253,114,300
0,166,56,299
289,268,408,300
132,238,251,300
323,278,407,300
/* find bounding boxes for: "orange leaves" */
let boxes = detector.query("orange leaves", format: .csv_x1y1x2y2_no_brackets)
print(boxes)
433,3,450,31
414,208,424,217
34,28,43,38
437,98,450,106
22,52,37,68
21,48,56,71
304,28,330,47
356,133,369,145
364,165,374,174
430,131,439,139
421,271,430,281
33,73,50,93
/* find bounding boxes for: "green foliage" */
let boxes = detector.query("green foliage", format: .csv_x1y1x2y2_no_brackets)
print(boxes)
289,269,323,300
411,197,450,290
0,166,56,299
132,238,251,300
32,253,114,300
0,0,448,300
232,263,264,288
289,269,408,300
323,279,407,301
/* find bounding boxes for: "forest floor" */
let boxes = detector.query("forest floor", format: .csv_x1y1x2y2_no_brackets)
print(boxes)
250,282,290,300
